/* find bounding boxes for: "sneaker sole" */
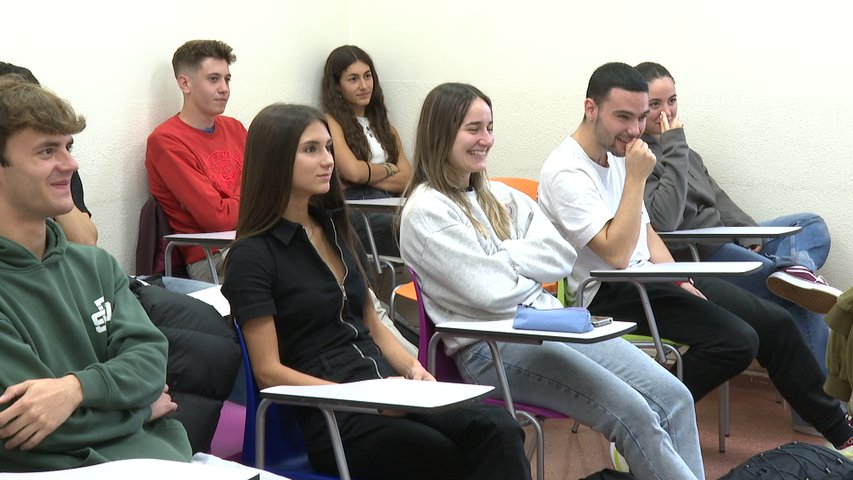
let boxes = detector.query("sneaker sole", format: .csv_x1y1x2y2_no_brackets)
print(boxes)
767,276,838,314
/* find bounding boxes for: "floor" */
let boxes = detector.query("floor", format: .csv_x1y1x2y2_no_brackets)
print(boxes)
536,374,828,479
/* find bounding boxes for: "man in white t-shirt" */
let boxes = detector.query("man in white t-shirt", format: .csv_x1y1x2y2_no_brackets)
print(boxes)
538,62,853,450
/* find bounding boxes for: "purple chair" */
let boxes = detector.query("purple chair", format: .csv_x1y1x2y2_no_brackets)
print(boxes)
411,270,567,480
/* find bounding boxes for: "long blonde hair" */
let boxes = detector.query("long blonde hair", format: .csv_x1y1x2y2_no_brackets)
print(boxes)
404,83,511,240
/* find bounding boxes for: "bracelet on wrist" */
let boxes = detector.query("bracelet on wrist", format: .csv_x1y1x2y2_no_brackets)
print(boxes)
363,161,372,185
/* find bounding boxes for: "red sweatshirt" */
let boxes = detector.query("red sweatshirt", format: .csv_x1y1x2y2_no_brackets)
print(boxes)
146,114,247,264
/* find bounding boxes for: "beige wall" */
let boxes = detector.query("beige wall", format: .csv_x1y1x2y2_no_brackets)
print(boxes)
3,1,851,288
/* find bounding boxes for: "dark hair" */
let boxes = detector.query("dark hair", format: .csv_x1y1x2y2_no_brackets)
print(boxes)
321,45,399,164
634,62,675,84
0,78,86,167
236,103,367,284
0,62,39,84
172,40,236,78
404,82,511,240
586,62,648,105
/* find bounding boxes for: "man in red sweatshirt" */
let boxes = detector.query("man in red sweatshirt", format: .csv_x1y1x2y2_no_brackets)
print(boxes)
146,39,246,282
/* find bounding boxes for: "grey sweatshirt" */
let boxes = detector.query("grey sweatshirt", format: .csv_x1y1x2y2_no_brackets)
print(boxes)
400,182,577,354
643,129,757,258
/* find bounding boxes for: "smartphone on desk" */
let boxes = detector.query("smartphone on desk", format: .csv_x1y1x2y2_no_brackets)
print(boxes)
591,316,613,327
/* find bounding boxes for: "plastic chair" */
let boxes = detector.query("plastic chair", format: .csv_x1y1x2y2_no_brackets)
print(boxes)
411,270,564,480
234,320,342,480
491,177,539,200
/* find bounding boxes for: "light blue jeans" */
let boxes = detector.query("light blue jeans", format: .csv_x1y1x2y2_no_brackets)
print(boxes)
457,337,704,480
705,212,831,375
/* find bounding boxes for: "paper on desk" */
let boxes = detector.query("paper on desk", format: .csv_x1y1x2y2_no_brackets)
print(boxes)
262,378,493,410
188,285,231,317
1,458,262,480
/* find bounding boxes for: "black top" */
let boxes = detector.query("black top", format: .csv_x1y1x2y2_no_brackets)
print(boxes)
222,207,394,382
71,172,90,216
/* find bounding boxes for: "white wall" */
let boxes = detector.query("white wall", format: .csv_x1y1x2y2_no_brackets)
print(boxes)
3,0,851,288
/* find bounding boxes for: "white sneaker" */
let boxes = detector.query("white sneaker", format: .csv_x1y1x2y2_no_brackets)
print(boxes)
610,442,630,473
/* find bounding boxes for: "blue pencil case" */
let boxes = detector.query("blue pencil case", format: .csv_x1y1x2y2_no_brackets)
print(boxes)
513,304,593,333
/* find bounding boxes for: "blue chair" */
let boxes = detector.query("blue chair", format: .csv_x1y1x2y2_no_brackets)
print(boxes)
234,320,341,480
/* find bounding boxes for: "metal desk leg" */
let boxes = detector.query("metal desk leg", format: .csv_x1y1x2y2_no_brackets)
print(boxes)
355,210,382,277
632,281,667,365
255,398,272,469
164,242,176,277
687,243,701,262
202,247,220,285
320,409,351,480
484,340,517,419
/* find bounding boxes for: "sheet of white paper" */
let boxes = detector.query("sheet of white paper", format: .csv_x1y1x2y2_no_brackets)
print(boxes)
188,285,230,317
262,378,492,410
2,458,261,480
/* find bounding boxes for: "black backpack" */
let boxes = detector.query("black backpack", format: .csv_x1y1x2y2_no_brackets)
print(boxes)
720,441,853,479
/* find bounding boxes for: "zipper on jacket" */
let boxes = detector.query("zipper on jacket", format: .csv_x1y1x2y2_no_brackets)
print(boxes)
328,221,356,337
329,220,382,379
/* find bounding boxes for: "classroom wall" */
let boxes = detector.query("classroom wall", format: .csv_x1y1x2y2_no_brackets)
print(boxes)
3,1,851,288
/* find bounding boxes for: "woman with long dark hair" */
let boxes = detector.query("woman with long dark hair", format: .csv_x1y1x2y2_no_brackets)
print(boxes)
221,103,530,480
321,45,411,257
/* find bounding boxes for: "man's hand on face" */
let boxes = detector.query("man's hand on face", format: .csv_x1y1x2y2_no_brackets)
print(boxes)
625,138,657,183
0,375,83,450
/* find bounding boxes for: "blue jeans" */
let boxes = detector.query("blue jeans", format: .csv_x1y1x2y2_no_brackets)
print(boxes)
705,212,831,375
457,338,704,480
759,212,831,271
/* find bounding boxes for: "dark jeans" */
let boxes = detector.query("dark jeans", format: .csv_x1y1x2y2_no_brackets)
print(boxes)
345,186,400,258
588,277,846,437
301,403,531,480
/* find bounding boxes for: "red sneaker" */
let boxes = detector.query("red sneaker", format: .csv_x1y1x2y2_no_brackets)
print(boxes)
767,265,841,314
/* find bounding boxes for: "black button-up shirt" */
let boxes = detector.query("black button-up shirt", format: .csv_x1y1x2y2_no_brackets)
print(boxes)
223,208,394,382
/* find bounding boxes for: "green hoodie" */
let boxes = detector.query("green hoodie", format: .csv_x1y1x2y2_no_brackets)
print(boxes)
0,220,191,472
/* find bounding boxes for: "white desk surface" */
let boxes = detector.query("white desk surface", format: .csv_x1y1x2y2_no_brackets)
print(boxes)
261,378,493,414
658,226,801,239
345,197,404,208
2,458,262,480
590,261,762,279
164,230,236,245
435,319,636,344
188,285,230,317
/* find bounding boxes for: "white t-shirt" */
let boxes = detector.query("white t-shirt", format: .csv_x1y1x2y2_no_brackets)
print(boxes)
539,135,652,305
356,116,387,164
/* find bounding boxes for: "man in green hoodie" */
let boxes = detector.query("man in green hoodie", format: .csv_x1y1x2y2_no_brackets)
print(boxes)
0,76,193,471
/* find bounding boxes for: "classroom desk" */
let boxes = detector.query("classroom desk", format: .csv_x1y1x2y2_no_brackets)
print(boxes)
578,261,763,365
344,197,405,279
658,226,802,261
163,230,235,284
581,261,761,453
427,320,636,417
256,379,493,480
345,196,404,212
